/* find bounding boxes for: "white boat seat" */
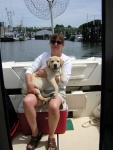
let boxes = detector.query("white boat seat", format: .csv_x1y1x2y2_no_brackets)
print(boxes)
66,91,87,112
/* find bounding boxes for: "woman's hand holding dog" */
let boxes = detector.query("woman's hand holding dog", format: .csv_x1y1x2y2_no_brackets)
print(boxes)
55,76,59,84
36,68,47,78
27,82,38,94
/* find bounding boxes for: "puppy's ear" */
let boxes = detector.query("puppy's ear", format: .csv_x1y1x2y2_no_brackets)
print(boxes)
46,58,51,67
60,58,64,66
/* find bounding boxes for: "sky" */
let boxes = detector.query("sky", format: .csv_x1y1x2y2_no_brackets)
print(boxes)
0,0,101,28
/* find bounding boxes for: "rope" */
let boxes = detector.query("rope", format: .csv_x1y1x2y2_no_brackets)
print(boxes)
82,117,100,128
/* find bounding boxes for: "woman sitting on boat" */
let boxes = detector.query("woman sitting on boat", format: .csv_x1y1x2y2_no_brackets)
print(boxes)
23,33,72,150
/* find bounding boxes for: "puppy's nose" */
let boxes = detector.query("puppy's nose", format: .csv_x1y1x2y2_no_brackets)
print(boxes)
54,64,57,69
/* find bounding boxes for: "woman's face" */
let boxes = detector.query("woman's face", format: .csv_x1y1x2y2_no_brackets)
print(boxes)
50,37,64,52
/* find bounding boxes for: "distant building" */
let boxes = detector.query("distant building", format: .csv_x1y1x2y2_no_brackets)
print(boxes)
35,29,52,40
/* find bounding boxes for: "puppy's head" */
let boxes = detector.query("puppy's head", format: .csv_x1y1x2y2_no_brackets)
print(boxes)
46,56,64,71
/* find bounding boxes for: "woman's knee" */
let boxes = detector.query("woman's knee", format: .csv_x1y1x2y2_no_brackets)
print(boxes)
23,94,36,108
48,102,59,114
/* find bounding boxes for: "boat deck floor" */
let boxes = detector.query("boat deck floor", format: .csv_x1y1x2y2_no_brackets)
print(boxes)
12,117,99,150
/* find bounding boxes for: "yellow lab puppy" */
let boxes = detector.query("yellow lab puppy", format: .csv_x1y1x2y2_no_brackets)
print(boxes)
21,56,66,101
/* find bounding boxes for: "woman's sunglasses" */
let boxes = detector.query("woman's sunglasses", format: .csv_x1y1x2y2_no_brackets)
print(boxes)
50,40,62,45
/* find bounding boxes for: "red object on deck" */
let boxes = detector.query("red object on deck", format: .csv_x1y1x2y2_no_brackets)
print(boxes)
18,103,67,135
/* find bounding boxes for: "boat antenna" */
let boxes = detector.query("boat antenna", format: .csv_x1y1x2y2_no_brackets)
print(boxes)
24,0,70,34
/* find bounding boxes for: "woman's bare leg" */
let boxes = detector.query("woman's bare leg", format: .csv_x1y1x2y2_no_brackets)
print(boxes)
23,94,43,136
47,97,62,150
48,97,61,138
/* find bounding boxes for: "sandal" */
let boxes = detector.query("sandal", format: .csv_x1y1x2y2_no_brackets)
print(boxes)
26,132,42,150
47,138,57,150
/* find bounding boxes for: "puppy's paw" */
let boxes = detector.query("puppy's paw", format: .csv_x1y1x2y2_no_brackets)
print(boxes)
50,93,55,97
60,77,66,83
49,92,58,98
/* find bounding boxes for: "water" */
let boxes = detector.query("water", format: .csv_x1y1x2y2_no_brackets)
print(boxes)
0,40,102,62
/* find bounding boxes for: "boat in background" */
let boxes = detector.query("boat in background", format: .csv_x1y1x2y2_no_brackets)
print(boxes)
76,34,83,42
69,34,83,42
18,32,30,41
0,32,15,42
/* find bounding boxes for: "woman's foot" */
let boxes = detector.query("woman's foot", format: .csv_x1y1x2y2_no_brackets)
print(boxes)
47,138,57,150
26,132,42,150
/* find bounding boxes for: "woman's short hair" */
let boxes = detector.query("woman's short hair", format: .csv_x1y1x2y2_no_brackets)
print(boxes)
50,33,64,44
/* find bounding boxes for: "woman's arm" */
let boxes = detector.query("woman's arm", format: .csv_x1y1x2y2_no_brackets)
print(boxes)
25,73,38,94
25,54,44,74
